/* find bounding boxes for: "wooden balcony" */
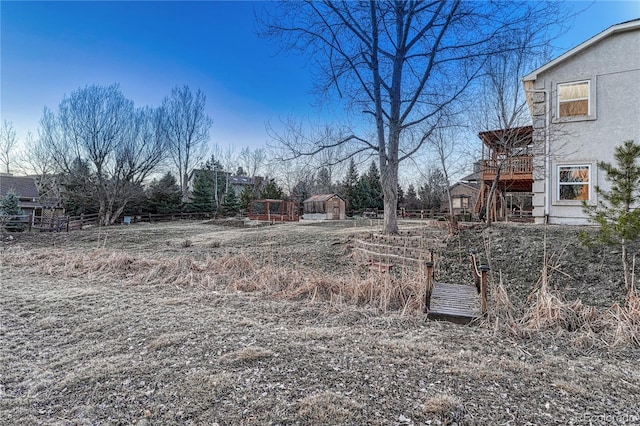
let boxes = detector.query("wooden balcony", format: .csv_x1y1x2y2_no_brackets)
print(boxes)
481,156,533,182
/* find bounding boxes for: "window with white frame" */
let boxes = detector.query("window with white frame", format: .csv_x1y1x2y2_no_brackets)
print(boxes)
558,165,590,201
558,81,590,118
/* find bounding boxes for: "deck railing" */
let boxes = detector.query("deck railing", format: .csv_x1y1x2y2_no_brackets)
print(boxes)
481,156,533,180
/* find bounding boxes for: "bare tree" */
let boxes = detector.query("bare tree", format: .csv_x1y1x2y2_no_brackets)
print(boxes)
262,1,565,234
161,85,213,201
20,131,63,206
239,146,266,178
0,120,18,174
38,84,167,224
474,28,549,226
430,127,463,220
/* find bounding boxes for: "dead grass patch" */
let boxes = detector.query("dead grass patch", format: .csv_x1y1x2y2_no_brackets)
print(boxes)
423,393,465,423
297,391,363,423
218,346,274,365
552,380,588,397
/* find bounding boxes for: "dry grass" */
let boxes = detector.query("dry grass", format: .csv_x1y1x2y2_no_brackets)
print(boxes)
297,391,364,423
1,222,637,348
218,346,274,365
1,247,426,314
422,393,465,423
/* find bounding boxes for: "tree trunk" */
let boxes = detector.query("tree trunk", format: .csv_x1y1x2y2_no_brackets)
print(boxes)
484,165,502,228
380,158,399,235
622,239,630,295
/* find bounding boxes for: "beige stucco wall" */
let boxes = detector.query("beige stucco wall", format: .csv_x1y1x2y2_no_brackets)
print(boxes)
526,28,640,225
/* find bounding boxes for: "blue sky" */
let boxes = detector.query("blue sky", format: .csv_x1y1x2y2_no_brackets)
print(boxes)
1,0,639,157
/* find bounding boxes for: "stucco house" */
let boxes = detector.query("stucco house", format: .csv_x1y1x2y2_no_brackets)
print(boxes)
522,19,640,225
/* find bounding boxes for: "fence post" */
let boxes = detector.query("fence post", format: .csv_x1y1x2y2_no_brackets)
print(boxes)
425,261,434,312
479,264,490,315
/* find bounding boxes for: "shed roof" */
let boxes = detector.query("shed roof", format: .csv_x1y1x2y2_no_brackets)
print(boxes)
304,193,344,203
0,174,40,199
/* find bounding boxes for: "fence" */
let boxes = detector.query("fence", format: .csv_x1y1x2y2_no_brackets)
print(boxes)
24,212,212,232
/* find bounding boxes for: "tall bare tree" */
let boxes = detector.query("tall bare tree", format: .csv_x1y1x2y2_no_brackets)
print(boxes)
161,85,213,201
38,84,167,224
262,1,565,234
0,120,18,174
239,146,266,178
475,28,551,226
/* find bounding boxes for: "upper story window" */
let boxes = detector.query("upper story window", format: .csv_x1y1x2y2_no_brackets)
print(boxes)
558,81,590,118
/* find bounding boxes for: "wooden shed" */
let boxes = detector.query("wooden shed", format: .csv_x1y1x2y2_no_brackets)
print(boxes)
303,194,346,220
248,199,299,222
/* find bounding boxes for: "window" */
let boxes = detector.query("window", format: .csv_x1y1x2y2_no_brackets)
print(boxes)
558,81,589,117
558,165,590,201
452,197,469,209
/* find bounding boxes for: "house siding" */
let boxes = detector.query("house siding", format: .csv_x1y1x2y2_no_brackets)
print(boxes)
526,27,640,225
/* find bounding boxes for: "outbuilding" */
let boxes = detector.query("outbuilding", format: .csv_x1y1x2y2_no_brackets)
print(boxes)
303,194,346,220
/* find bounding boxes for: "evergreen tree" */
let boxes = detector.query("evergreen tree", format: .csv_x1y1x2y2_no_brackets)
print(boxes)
397,184,405,210
204,156,227,209
0,189,25,232
356,160,383,210
239,185,255,214
0,189,22,216
315,167,333,194
189,170,215,213
341,158,359,215
418,169,447,210
405,184,420,210
291,179,310,204
146,172,182,214
260,179,284,199
582,140,640,294
220,188,240,217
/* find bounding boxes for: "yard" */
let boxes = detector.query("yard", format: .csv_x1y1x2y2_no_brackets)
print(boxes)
1,220,639,425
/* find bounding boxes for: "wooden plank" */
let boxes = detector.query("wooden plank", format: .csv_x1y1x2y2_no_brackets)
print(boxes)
427,282,481,322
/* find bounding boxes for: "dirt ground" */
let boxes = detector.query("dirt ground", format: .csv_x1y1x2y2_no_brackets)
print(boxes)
1,219,639,425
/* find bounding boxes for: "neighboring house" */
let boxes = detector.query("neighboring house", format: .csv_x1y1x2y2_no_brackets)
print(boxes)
228,175,265,196
443,182,480,218
186,170,265,199
473,126,534,221
522,19,640,225
0,174,41,217
303,194,346,220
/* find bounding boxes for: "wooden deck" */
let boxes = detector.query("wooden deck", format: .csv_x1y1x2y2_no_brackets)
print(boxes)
427,282,481,324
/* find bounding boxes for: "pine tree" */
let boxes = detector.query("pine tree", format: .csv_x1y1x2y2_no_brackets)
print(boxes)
341,158,359,215
405,184,420,210
315,167,333,194
1,189,25,232
260,179,284,199
582,140,640,295
239,185,255,214
360,161,383,210
221,188,240,217
189,171,215,213
147,172,182,214
397,184,405,210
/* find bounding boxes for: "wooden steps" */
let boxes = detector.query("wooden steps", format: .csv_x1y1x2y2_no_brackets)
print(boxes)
427,282,481,324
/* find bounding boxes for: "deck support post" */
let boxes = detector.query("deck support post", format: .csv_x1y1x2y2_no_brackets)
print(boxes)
425,261,434,312
479,264,490,314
